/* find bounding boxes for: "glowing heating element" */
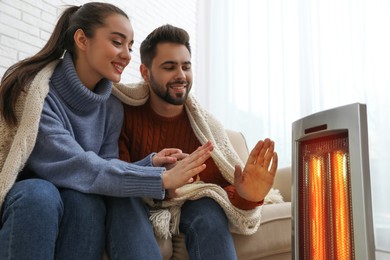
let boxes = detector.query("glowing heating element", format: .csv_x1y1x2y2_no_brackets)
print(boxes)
299,133,354,260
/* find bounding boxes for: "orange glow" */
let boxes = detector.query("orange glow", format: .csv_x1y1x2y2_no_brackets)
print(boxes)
301,134,354,260
305,149,353,260
309,156,326,260
331,151,352,260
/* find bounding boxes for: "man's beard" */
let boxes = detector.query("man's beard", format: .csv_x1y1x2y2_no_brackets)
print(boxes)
149,74,191,105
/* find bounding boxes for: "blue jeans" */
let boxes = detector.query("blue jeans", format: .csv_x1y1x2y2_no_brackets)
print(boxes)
0,179,63,260
56,189,162,260
179,197,237,260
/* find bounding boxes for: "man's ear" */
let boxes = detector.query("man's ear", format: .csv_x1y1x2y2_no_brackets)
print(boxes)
140,64,150,82
74,28,88,51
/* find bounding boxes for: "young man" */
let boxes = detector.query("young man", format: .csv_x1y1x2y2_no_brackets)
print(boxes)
115,24,281,260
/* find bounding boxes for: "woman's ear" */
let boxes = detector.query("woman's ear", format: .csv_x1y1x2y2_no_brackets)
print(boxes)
74,28,88,51
140,64,150,82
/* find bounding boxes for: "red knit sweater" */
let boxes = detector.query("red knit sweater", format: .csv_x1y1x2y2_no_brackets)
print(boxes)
118,101,261,210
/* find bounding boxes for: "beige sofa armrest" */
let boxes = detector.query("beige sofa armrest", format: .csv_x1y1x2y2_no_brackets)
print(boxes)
273,167,292,202
225,129,249,163
226,129,292,202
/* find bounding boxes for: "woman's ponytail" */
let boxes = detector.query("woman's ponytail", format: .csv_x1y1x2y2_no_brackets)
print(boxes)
0,5,79,125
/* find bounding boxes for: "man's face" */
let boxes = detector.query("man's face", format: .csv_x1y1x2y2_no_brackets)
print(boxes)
148,42,192,105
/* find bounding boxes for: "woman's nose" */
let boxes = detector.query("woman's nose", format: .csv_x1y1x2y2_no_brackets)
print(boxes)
120,48,131,62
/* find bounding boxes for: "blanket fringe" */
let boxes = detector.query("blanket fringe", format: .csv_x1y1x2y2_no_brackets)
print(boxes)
149,209,172,239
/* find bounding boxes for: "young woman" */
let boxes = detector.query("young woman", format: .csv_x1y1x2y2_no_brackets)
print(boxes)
0,3,212,259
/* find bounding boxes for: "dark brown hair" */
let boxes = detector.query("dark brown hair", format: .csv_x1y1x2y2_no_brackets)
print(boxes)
140,24,191,68
0,2,128,125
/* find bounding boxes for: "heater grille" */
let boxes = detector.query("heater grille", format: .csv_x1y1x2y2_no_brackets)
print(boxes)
298,132,355,260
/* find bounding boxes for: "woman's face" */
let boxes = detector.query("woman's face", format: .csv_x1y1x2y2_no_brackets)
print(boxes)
75,14,134,89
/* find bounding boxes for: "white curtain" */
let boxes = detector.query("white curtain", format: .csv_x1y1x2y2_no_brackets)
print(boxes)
196,0,390,252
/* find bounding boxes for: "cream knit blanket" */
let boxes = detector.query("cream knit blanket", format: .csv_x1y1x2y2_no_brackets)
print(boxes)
112,82,284,239
0,62,58,207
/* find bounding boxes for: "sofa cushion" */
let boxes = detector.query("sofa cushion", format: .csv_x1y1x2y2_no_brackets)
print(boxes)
157,237,173,260
234,202,292,259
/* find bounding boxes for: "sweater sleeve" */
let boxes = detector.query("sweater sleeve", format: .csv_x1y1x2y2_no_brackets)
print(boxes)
27,98,165,199
224,185,263,210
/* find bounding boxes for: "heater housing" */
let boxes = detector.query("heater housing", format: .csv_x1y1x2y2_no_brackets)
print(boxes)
292,103,375,260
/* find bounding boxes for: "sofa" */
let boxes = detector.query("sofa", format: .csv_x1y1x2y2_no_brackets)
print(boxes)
105,129,292,260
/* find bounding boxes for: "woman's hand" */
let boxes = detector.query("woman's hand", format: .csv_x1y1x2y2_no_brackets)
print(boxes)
162,141,213,193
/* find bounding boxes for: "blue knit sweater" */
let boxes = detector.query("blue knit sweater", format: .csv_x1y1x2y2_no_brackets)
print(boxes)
27,53,165,199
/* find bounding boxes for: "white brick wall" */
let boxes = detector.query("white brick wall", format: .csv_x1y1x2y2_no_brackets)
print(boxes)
0,0,199,84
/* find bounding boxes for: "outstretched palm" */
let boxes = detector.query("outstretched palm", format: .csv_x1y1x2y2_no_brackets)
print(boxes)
234,138,278,202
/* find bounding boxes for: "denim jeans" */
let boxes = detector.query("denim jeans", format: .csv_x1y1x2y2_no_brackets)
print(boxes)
0,179,63,260
56,189,162,260
179,197,237,260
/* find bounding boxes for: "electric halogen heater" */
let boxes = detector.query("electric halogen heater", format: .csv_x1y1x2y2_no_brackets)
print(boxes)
292,103,375,260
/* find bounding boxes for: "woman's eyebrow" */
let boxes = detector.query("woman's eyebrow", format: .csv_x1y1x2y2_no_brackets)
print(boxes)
111,32,134,44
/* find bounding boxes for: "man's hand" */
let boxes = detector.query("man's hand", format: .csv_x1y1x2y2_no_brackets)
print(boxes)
153,148,189,169
162,141,213,195
234,138,278,202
